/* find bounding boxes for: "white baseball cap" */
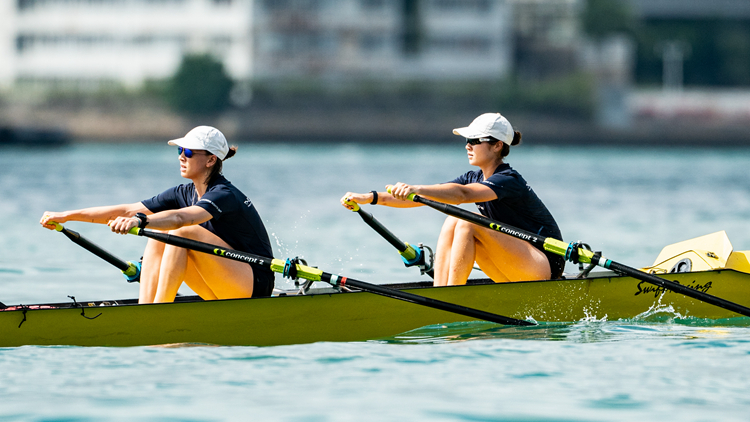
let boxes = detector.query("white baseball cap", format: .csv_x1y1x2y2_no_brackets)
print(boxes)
452,113,514,145
168,126,229,160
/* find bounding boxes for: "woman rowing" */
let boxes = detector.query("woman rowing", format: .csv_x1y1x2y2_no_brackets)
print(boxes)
341,113,564,286
40,126,274,303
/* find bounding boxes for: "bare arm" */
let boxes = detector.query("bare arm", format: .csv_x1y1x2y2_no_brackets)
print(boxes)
387,182,497,205
107,205,212,234
341,182,497,210
341,190,422,209
40,202,148,230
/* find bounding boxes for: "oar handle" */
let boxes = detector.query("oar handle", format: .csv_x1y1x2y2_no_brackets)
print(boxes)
385,186,416,202
344,200,361,213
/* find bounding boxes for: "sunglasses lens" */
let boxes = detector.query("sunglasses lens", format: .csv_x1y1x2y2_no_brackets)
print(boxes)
178,146,193,158
466,138,480,145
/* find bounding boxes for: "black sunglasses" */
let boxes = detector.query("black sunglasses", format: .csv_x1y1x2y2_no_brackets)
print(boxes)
465,137,493,146
178,146,208,158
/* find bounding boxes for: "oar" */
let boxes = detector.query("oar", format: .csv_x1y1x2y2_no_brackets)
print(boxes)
127,227,534,326
344,200,434,277
391,190,750,318
50,222,141,282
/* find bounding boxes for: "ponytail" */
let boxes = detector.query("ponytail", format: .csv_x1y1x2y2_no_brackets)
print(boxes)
205,145,237,184
511,131,522,146
499,131,522,159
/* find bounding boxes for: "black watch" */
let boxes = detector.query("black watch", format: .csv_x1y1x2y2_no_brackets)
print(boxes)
134,213,149,229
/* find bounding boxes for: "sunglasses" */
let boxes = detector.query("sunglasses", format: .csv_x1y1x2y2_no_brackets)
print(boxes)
177,146,209,158
465,137,493,146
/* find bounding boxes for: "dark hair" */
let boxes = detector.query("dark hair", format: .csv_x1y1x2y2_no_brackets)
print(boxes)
205,146,237,184
498,131,522,159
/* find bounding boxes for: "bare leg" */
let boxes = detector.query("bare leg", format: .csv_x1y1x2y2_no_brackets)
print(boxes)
433,217,458,286
468,220,550,282
139,232,219,303
153,242,189,303
446,220,480,286
182,261,218,300
433,218,551,286
152,225,255,303
139,238,164,304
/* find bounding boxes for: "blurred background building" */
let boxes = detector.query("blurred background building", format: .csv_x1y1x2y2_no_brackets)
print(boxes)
3,0,253,90
1,0,749,144
2,0,516,89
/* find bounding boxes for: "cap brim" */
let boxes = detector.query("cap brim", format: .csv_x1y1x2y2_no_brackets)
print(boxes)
453,127,488,139
167,138,204,150
167,138,228,160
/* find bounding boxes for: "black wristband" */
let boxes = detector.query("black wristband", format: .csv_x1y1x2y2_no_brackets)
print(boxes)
370,191,378,205
134,213,149,229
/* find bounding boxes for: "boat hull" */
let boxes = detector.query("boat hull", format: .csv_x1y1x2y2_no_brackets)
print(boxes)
1,269,749,347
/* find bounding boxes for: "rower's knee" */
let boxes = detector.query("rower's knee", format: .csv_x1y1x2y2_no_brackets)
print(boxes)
453,219,478,237
144,237,165,254
440,216,458,233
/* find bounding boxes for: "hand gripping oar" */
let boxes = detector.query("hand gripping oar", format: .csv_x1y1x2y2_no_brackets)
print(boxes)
344,200,434,277
392,191,750,318
50,222,141,282
127,227,534,326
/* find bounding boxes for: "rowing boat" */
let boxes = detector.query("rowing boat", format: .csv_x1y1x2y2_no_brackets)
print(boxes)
2,231,749,347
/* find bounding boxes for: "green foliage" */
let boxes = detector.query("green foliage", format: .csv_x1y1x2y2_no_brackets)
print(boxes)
634,19,750,87
166,54,233,115
251,75,595,119
496,73,596,118
583,0,633,39
41,82,165,111
717,24,750,85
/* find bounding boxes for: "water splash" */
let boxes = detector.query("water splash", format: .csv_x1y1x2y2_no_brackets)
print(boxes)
632,292,685,323
580,307,608,323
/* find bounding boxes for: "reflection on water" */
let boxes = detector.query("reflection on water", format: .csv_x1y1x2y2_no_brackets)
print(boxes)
381,316,750,345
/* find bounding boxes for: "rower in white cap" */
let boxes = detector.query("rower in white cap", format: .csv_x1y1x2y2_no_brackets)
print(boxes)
342,113,564,286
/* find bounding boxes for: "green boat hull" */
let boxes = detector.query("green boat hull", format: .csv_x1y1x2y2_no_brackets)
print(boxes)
2,269,749,347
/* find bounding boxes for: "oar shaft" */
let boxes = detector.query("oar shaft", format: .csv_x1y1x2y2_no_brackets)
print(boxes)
335,277,533,326
607,261,750,317
132,229,277,269
409,194,750,318
413,195,548,249
356,208,409,253
130,228,532,326
58,225,131,273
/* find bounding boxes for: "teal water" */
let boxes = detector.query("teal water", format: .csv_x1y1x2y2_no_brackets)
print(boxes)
2,143,750,420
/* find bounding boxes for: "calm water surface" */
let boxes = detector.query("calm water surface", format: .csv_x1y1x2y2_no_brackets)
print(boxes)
1,143,750,421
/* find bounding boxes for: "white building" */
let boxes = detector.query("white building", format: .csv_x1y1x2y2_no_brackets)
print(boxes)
252,0,514,81
3,0,253,90
1,0,516,91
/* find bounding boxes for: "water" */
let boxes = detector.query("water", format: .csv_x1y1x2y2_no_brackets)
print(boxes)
2,142,750,421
